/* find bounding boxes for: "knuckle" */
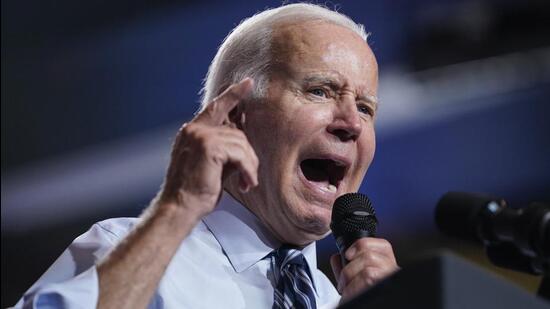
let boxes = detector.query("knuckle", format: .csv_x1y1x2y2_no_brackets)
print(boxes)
364,277,376,288
364,251,377,262
367,267,380,280
207,144,225,163
233,128,247,138
355,239,369,249
181,123,200,139
235,129,252,146
360,269,378,287
182,121,194,134
179,123,192,134
360,268,371,279
211,152,225,164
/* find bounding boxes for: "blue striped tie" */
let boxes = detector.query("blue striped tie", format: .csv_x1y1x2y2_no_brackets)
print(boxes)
271,246,317,309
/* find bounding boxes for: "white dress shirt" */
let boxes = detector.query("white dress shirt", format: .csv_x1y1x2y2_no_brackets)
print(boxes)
14,193,341,308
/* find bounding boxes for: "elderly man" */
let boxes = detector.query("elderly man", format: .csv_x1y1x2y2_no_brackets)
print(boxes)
15,3,398,308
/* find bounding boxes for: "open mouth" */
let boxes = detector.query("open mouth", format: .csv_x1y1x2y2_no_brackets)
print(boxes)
299,158,348,193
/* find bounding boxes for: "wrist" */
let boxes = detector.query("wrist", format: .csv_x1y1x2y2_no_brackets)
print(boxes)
152,191,218,225
137,199,203,245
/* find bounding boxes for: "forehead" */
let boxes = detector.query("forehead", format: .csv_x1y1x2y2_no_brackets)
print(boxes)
270,20,378,88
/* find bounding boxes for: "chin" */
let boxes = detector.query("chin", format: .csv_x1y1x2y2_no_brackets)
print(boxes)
291,206,333,243
291,227,331,246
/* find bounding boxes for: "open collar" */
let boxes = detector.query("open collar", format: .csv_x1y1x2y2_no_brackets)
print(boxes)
202,192,319,288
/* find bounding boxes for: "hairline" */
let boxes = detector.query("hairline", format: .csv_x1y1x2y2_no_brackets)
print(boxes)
198,3,370,113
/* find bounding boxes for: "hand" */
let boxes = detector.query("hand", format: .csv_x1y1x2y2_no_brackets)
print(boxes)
330,237,399,302
157,78,259,218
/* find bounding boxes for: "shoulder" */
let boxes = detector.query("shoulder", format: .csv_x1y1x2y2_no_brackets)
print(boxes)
62,217,141,262
92,217,141,242
59,217,142,255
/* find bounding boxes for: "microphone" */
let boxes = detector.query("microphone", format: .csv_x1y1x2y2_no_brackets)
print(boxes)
330,193,377,265
435,191,550,274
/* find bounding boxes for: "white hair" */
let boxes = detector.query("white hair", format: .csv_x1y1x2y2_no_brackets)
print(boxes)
198,3,369,112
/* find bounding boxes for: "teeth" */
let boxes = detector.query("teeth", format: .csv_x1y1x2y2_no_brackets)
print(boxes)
327,184,337,192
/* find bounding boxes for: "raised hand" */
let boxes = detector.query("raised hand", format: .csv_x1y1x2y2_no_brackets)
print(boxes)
96,79,259,309
157,78,259,218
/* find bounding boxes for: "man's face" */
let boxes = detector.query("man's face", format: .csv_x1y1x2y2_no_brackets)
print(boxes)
237,21,378,245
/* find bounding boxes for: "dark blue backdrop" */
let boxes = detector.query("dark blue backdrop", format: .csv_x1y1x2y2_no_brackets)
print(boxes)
2,0,549,306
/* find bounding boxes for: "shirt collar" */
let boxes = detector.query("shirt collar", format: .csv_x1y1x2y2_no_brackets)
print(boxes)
202,192,318,280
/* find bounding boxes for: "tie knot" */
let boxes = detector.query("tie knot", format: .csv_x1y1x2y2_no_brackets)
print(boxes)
271,245,317,309
274,246,306,268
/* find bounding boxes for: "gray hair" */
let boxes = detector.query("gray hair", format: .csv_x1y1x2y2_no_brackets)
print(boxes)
198,3,369,112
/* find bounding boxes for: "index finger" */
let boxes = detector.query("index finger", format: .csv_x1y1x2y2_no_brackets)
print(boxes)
195,78,254,125
346,238,394,260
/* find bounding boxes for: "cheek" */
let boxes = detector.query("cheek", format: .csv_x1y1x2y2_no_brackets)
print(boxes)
368,127,376,159
269,107,329,148
243,112,298,178
357,127,376,170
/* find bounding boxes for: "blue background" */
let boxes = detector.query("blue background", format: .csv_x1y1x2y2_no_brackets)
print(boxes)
2,0,549,306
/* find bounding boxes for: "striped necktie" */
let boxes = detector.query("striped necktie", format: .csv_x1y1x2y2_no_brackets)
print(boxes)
271,246,317,309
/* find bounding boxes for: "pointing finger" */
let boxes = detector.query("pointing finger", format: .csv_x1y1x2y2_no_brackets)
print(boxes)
195,78,254,125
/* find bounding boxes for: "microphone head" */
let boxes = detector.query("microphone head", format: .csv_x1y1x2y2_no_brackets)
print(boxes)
331,193,377,239
435,191,505,241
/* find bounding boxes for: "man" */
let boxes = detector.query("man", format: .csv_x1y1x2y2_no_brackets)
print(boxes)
15,3,398,308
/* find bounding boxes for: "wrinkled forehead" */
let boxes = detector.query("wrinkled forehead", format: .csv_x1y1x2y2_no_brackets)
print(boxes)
270,20,378,86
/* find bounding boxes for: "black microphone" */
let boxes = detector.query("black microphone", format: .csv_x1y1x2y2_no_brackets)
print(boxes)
331,193,377,265
435,191,550,274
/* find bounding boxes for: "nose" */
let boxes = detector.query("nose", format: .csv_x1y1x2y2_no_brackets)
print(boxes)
326,97,362,142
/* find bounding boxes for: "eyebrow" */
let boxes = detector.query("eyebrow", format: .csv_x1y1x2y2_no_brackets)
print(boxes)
303,75,343,89
302,74,379,110
360,94,379,111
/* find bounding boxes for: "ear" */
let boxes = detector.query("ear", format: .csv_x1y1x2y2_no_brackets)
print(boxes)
216,82,247,130
227,102,245,130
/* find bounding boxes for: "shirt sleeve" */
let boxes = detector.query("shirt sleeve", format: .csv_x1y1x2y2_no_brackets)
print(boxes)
12,219,133,309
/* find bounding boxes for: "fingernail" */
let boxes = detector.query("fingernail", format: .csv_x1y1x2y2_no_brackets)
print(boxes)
240,78,254,93
238,78,249,87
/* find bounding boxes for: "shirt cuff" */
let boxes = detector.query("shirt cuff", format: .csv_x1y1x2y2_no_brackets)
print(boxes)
22,266,99,309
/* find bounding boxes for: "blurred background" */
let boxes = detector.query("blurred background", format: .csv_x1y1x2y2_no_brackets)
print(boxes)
2,0,549,306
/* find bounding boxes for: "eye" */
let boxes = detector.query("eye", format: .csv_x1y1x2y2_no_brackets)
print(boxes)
308,88,328,98
357,103,374,116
